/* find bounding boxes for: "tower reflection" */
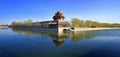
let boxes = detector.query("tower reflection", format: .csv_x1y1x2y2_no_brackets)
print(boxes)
12,28,96,48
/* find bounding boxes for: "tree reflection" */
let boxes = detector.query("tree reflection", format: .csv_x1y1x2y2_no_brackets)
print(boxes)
70,31,96,42
12,29,97,48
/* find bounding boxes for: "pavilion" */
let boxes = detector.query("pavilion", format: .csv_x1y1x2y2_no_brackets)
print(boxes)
39,11,71,31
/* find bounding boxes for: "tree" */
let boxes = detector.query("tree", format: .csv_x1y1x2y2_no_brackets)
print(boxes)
85,20,92,27
12,21,17,26
25,20,32,26
17,22,23,26
71,18,80,27
71,18,84,27
11,19,33,26
71,18,120,28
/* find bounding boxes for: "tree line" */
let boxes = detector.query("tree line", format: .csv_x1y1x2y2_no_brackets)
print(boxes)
71,18,120,28
11,18,120,28
11,20,41,27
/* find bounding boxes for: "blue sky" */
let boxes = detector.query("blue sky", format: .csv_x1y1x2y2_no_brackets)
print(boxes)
0,0,120,24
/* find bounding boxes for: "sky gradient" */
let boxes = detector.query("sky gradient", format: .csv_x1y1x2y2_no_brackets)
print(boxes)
0,0,120,24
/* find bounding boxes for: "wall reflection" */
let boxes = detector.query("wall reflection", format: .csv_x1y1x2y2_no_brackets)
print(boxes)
12,28,97,48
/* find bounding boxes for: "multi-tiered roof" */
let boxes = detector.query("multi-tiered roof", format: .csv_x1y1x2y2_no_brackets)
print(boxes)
53,11,65,21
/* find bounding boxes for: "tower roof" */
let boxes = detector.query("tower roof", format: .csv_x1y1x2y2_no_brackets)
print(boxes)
53,11,65,20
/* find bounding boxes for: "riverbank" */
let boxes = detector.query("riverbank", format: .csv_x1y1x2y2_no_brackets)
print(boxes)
73,28,120,31
0,26,8,29
10,26,120,32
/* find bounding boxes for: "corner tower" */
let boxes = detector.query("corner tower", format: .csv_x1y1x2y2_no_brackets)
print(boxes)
53,11,65,22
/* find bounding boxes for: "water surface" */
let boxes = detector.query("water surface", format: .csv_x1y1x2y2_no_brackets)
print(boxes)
0,28,120,57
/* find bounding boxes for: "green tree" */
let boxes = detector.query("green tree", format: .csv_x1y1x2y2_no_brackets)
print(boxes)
12,21,17,26
71,18,84,27
17,22,23,26
85,20,92,27
23,20,33,26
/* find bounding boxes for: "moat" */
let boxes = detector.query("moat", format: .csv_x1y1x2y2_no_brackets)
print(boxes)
0,28,120,57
